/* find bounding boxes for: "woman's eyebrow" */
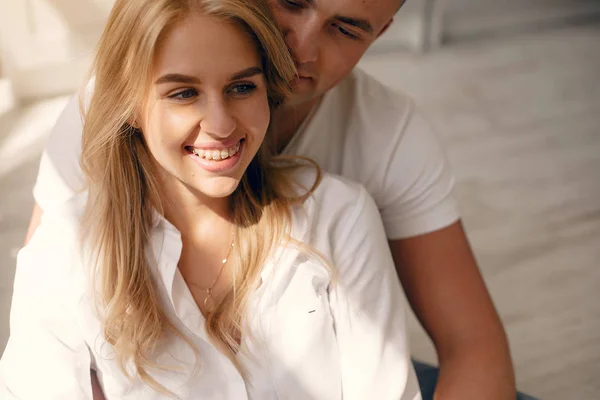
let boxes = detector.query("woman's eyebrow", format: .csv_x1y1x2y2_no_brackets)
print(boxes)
155,73,200,85
154,66,263,85
230,66,263,81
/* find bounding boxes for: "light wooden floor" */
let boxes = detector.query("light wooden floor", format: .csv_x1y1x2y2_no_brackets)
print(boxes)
1,23,599,400
360,23,600,400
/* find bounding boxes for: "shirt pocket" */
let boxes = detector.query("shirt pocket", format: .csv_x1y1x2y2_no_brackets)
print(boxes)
258,261,342,400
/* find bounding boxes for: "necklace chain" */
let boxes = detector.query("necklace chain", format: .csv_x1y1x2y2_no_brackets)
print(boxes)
185,231,235,313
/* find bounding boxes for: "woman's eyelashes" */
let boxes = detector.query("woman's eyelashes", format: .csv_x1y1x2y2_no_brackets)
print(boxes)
168,88,198,101
227,82,257,96
167,82,258,102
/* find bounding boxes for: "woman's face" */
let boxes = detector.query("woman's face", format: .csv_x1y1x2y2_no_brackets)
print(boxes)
140,13,270,200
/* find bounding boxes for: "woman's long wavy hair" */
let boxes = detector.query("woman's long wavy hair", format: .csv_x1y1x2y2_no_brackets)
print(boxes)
80,0,321,393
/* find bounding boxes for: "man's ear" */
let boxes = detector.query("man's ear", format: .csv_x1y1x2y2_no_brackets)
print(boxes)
377,17,394,39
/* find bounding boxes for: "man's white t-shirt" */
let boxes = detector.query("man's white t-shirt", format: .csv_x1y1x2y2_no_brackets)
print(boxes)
33,68,459,239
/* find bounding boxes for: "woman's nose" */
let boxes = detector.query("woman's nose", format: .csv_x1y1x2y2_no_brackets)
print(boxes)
199,99,237,138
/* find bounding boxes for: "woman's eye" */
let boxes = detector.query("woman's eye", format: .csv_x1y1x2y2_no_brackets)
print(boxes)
169,88,198,100
229,83,257,96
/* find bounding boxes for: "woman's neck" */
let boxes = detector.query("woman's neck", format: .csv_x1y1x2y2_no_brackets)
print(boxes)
159,170,237,318
160,177,233,240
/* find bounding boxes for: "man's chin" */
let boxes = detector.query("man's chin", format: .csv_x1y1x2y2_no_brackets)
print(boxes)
291,75,314,88
286,88,321,107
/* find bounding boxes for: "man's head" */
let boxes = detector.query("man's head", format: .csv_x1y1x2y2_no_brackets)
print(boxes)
269,0,404,105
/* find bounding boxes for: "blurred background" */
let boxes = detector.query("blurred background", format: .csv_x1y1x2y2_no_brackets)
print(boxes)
0,1,599,399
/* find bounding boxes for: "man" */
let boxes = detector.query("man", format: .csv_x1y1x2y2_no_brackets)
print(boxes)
25,0,515,398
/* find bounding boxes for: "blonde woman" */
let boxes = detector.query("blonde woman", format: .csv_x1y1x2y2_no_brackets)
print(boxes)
0,0,420,399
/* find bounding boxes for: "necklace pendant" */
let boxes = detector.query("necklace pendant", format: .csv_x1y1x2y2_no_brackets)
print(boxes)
204,290,216,313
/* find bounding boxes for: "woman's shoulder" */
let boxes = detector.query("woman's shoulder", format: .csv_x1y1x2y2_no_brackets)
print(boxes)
315,172,369,213
289,167,377,244
291,167,368,208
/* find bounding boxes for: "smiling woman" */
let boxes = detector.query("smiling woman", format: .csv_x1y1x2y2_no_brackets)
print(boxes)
0,0,420,399
142,13,271,198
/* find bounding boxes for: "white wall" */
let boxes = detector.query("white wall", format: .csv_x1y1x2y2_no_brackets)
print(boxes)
0,0,113,101
442,0,600,40
3,0,432,98
371,0,442,53
371,0,600,53
1,0,599,100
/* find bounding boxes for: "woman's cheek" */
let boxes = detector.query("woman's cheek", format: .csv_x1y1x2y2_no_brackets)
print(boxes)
243,96,271,137
155,107,199,146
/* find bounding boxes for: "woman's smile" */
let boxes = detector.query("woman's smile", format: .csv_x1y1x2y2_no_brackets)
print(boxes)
184,138,245,173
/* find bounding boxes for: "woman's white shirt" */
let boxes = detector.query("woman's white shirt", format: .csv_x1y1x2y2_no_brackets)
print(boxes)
0,171,421,400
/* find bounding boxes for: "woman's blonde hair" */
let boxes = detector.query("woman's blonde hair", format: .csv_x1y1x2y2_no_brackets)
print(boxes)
81,0,321,393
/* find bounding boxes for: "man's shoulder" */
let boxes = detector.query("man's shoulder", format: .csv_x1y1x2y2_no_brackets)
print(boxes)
346,68,410,99
335,68,415,121
314,68,418,147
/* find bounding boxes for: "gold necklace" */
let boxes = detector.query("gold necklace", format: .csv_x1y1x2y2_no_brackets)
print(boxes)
186,234,235,313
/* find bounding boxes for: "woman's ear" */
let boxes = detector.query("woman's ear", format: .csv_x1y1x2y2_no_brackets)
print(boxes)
128,112,142,132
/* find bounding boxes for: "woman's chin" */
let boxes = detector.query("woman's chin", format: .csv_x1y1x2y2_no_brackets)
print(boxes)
193,176,241,199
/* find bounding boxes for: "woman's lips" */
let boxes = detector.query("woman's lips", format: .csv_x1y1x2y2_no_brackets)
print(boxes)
186,140,241,161
185,139,245,173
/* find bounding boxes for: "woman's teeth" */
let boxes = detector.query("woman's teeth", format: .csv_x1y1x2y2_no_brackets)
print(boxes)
191,142,241,161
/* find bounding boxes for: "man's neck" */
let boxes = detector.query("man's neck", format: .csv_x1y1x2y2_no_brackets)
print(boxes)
272,95,322,153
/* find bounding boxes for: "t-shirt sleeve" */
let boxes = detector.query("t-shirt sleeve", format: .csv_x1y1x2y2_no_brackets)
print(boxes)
376,105,460,239
33,94,86,210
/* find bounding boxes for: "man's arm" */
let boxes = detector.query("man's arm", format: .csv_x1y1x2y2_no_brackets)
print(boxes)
24,91,104,398
23,204,107,400
2,214,93,399
24,203,43,245
390,221,516,400
25,94,87,246
90,371,106,400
